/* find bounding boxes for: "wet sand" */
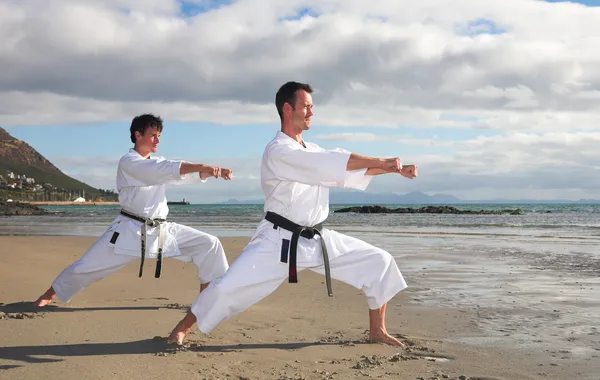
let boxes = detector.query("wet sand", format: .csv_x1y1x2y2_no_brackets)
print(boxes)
0,236,597,380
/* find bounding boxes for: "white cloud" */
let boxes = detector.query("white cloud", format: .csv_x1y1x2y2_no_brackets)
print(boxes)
314,133,387,142
1,0,600,128
314,132,455,147
4,0,600,200
365,131,600,200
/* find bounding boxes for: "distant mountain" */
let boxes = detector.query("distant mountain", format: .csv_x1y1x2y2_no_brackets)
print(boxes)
329,190,462,204
463,198,600,204
217,191,600,205
0,127,116,200
218,191,463,205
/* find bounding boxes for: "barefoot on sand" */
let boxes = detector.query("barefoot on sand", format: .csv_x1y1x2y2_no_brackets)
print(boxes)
369,333,406,347
167,311,196,345
167,331,186,346
34,288,55,307
34,295,53,307
167,322,191,345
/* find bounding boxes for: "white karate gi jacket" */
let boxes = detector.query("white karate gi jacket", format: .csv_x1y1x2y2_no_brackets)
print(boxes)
108,149,204,258
260,131,373,262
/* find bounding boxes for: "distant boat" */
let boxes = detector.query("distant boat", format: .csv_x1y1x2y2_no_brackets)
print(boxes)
167,198,190,205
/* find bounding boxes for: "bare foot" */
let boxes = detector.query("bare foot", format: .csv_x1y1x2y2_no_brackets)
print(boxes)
34,288,56,307
167,331,186,345
167,311,196,345
35,298,52,307
167,323,190,345
369,332,406,347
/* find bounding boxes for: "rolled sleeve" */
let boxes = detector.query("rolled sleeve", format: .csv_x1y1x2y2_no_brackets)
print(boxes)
173,161,184,179
343,168,373,190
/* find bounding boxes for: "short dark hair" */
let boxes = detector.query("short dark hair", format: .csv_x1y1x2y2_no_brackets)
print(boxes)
275,81,313,121
129,114,163,143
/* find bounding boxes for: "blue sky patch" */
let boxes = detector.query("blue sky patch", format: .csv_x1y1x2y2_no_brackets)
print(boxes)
179,0,234,17
456,18,507,36
544,0,600,6
280,7,320,21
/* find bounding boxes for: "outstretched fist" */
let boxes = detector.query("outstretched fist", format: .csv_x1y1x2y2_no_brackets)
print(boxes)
400,165,418,179
200,166,221,180
382,157,402,173
220,168,233,180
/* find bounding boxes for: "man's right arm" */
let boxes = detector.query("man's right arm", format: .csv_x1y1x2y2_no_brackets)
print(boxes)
347,153,417,179
180,162,232,180
265,145,410,186
347,153,402,173
366,165,418,179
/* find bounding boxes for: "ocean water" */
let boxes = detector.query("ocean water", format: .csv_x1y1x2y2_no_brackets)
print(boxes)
1,203,599,372
1,203,599,240
1,203,599,271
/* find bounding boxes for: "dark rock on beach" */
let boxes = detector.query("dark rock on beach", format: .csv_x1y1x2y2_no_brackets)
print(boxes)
334,205,523,215
1,199,47,216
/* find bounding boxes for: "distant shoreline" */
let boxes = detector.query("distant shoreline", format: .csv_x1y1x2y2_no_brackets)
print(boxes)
26,201,119,206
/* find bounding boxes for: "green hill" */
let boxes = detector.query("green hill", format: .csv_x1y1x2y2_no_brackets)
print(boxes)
0,127,116,201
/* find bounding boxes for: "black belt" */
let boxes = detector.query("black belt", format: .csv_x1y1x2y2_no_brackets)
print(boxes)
265,211,333,297
119,210,167,278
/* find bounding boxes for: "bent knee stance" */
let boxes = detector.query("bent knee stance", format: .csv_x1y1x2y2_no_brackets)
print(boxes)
191,280,241,333
52,249,135,302
191,235,228,282
361,249,406,310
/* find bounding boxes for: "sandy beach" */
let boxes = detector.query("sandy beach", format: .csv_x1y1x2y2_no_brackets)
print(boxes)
0,235,597,380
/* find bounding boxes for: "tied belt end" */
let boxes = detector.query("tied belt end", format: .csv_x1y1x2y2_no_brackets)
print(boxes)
265,211,333,297
120,210,166,279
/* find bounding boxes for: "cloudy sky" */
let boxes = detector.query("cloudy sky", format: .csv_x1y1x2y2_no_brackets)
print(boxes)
2,0,599,203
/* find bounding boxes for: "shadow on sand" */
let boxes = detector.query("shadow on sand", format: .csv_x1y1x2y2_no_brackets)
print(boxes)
0,301,188,315
0,339,344,365
0,301,368,369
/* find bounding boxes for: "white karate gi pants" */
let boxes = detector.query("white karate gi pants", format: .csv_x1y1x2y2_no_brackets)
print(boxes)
190,225,407,334
51,223,228,303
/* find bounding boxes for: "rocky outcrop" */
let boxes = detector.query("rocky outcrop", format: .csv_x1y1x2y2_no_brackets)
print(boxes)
1,199,46,216
334,205,524,215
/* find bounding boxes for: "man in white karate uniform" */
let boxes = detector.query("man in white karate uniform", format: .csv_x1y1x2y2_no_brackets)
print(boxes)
168,82,418,346
34,114,232,307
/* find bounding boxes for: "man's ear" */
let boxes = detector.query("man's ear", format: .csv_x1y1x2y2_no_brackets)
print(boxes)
283,102,292,113
134,130,142,141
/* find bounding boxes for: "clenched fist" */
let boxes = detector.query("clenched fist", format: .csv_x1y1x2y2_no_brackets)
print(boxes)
200,166,221,180
400,165,418,179
381,157,402,173
220,168,233,180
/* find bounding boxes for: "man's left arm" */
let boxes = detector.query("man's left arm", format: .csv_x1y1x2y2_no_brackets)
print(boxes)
345,151,417,178
170,162,233,185
366,165,418,179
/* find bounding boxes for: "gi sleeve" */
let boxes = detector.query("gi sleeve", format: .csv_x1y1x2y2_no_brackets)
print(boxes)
167,162,208,185
319,148,373,190
264,144,371,189
118,155,185,187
